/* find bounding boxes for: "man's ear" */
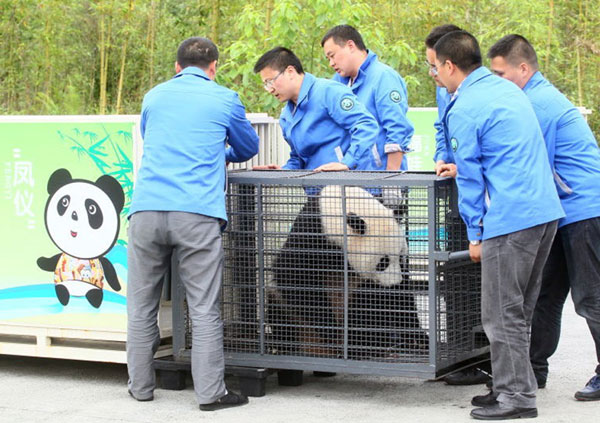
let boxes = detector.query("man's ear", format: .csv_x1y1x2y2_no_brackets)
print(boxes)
175,61,182,74
519,62,529,75
206,60,217,80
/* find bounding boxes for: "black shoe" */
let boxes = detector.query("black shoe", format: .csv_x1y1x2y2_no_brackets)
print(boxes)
199,391,249,411
470,404,538,420
574,375,600,401
128,389,153,402
471,391,499,407
444,367,492,386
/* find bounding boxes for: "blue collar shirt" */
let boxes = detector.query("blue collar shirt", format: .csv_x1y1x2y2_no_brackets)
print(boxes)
333,51,414,170
279,72,378,170
523,71,600,227
130,67,259,222
443,67,564,240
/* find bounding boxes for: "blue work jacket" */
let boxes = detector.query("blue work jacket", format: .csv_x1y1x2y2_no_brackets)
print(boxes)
130,67,259,222
443,67,564,241
523,71,600,227
433,86,454,164
280,72,378,170
333,52,413,170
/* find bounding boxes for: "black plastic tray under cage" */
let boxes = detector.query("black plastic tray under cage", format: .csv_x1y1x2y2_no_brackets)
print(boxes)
170,170,488,380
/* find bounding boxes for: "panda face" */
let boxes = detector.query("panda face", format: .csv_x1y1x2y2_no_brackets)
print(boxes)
45,181,120,259
320,185,407,287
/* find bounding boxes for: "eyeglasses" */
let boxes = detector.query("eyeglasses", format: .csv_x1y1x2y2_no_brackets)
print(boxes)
425,60,438,76
263,70,284,90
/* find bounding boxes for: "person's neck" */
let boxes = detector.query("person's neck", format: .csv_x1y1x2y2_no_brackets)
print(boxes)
290,74,305,104
349,51,369,80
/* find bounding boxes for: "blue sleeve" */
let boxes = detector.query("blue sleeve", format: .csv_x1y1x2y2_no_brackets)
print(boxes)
225,94,259,163
433,88,450,163
531,103,557,168
325,87,378,170
373,73,413,153
281,134,305,170
449,112,485,241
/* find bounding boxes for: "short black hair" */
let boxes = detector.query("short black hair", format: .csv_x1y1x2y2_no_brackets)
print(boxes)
434,30,482,73
320,24,367,51
487,34,539,70
253,47,304,74
425,24,462,48
176,37,218,69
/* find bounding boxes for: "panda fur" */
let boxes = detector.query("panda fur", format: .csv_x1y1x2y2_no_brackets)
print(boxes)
37,168,124,308
268,185,428,358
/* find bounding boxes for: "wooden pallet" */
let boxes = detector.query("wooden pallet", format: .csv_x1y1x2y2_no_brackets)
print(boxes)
0,322,172,363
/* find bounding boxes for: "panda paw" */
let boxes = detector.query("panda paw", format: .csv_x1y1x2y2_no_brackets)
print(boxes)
86,289,103,308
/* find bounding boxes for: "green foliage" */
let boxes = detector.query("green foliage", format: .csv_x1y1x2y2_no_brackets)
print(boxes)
1,0,599,138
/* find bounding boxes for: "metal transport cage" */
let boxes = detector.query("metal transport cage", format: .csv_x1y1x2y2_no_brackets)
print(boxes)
169,170,487,384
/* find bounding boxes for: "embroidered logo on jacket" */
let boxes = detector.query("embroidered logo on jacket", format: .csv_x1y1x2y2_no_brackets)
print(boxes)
390,90,402,103
340,97,355,111
451,137,458,152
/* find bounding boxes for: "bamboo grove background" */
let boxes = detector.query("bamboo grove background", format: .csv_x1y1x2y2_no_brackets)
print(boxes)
2,0,599,137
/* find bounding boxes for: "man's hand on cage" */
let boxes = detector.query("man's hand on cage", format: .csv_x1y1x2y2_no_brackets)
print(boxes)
436,162,457,178
314,162,350,172
469,243,482,263
253,164,282,170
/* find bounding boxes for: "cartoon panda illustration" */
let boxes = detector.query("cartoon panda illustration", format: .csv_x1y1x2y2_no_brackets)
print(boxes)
37,168,124,308
267,185,428,358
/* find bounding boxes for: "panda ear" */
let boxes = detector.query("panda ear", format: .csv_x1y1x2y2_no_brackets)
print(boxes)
95,175,125,213
346,212,367,235
47,168,72,195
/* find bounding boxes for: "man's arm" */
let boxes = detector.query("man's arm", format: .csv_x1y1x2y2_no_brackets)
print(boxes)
225,94,259,163
373,73,414,170
326,88,379,170
450,113,486,242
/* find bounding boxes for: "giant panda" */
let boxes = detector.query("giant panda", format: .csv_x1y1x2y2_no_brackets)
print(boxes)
37,168,124,308
267,185,428,359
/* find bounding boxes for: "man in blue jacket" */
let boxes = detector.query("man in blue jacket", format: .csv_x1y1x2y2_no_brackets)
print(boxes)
425,25,494,387
434,30,564,420
253,46,378,172
320,25,413,171
424,24,462,178
127,37,258,411
488,34,600,402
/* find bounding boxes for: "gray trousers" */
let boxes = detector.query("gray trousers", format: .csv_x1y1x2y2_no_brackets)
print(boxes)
481,221,558,409
127,211,226,404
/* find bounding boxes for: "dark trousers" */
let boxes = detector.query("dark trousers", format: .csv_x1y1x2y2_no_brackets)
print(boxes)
530,217,600,382
482,221,557,409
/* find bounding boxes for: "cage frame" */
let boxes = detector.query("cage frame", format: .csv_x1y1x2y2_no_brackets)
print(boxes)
170,170,488,379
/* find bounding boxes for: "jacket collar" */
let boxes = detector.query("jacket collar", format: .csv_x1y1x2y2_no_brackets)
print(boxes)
174,66,210,81
287,72,316,113
458,66,491,93
336,50,376,89
523,71,545,92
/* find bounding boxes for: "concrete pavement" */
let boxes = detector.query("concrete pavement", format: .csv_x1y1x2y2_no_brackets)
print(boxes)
0,299,597,423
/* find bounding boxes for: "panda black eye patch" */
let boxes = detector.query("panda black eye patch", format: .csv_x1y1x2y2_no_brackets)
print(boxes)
85,198,104,229
346,212,367,235
376,255,391,272
57,195,70,216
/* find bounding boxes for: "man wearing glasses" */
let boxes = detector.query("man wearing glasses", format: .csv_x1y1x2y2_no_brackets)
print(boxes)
434,30,564,420
253,46,378,172
320,25,413,171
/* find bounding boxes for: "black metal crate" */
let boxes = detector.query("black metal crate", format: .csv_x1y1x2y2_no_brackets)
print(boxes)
173,170,487,379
